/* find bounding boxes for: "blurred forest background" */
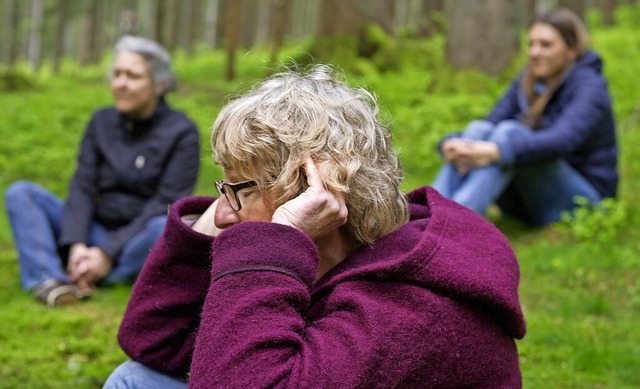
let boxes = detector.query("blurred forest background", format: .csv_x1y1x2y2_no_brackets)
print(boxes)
1,0,636,78
1,0,640,388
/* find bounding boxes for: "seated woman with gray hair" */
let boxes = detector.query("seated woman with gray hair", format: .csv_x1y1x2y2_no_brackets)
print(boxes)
4,35,200,307
104,65,526,388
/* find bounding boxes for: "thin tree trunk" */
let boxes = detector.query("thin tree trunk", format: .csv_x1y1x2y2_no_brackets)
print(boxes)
188,0,200,53
204,0,220,48
270,0,290,63
27,0,44,71
226,0,242,80
558,0,587,20
601,0,618,25
169,0,181,51
3,0,22,68
370,0,395,35
53,0,70,73
418,0,445,37
154,0,167,45
79,0,98,66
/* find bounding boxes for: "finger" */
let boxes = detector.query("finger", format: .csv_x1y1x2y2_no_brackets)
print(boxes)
302,157,323,189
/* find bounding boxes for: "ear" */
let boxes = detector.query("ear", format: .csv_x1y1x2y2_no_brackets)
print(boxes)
155,81,167,96
566,48,578,63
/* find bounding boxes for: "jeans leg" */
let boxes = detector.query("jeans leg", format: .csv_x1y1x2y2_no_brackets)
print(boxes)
433,120,529,214
102,360,187,389
449,164,515,214
511,160,602,225
5,181,68,291
103,215,167,285
461,120,495,140
431,164,465,199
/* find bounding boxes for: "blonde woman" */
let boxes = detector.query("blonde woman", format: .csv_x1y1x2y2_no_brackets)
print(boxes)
105,65,526,388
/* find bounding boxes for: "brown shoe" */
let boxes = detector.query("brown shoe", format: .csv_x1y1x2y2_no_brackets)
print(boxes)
34,279,86,307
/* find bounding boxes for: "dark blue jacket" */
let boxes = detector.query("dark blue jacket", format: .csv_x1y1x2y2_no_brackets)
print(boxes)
487,50,618,198
59,97,200,259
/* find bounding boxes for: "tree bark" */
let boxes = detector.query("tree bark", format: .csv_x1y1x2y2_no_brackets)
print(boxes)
3,0,22,68
204,0,220,48
169,0,182,52
154,0,167,46
320,0,362,36
53,0,70,73
445,0,520,76
558,0,587,21
599,0,618,25
418,0,446,37
226,0,242,80
79,0,99,66
27,0,44,71
269,0,290,62
370,0,396,35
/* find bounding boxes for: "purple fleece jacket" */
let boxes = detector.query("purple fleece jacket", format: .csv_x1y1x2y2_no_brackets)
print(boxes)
117,187,526,388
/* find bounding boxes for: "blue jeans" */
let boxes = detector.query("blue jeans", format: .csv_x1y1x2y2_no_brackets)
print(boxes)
103,360,187,389
5,181,167,291
432,120,602,225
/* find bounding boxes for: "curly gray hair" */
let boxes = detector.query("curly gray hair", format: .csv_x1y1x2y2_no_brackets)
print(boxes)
110,35,177,93
211,65,409,244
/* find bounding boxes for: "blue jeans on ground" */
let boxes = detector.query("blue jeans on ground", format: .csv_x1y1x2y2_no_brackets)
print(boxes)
103,360,187,389
431,120,602,225
5,181,167,291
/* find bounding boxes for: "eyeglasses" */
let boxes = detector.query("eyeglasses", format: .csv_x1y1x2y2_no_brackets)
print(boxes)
214,180,258,211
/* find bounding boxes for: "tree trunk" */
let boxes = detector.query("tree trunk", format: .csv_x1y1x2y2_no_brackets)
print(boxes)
79,0,99,66
204,0,220,48
558,0,587,20
154,0,167,45
445,0,520,76
599,0,618,25
226,0,242,80
3,0,22,68
418,0,445,37
320,0,362,36
188,0,200,53
239,0,257,48
370,0,396,35
53,0,70,73
269,0,290,63
27,0,44,71
524,0,538,25
169,0,182,51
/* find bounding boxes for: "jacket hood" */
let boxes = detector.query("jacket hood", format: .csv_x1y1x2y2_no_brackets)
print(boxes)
314,186,527,340
576,50,603,74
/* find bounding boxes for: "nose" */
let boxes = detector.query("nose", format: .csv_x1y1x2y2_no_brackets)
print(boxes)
112,74,127,89
214,196,241,229
529,43,541,58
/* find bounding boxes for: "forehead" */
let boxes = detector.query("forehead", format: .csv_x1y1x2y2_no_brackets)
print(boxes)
529,23,564,44
114,50,150,74
223,169,245,183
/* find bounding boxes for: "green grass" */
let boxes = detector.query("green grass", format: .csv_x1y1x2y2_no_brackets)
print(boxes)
1,8,639,387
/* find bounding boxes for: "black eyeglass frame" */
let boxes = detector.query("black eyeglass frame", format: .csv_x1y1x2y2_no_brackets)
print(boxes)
214,180,259,211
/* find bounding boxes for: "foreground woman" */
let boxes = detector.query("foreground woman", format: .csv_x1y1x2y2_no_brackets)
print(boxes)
104,65,526,388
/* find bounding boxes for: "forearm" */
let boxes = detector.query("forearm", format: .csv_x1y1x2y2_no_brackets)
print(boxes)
118,196,216,376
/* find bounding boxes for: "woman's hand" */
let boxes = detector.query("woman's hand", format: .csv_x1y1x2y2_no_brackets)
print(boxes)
441,139,501,174
68,247,112,291
464,140,501,168
272,158,348,241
